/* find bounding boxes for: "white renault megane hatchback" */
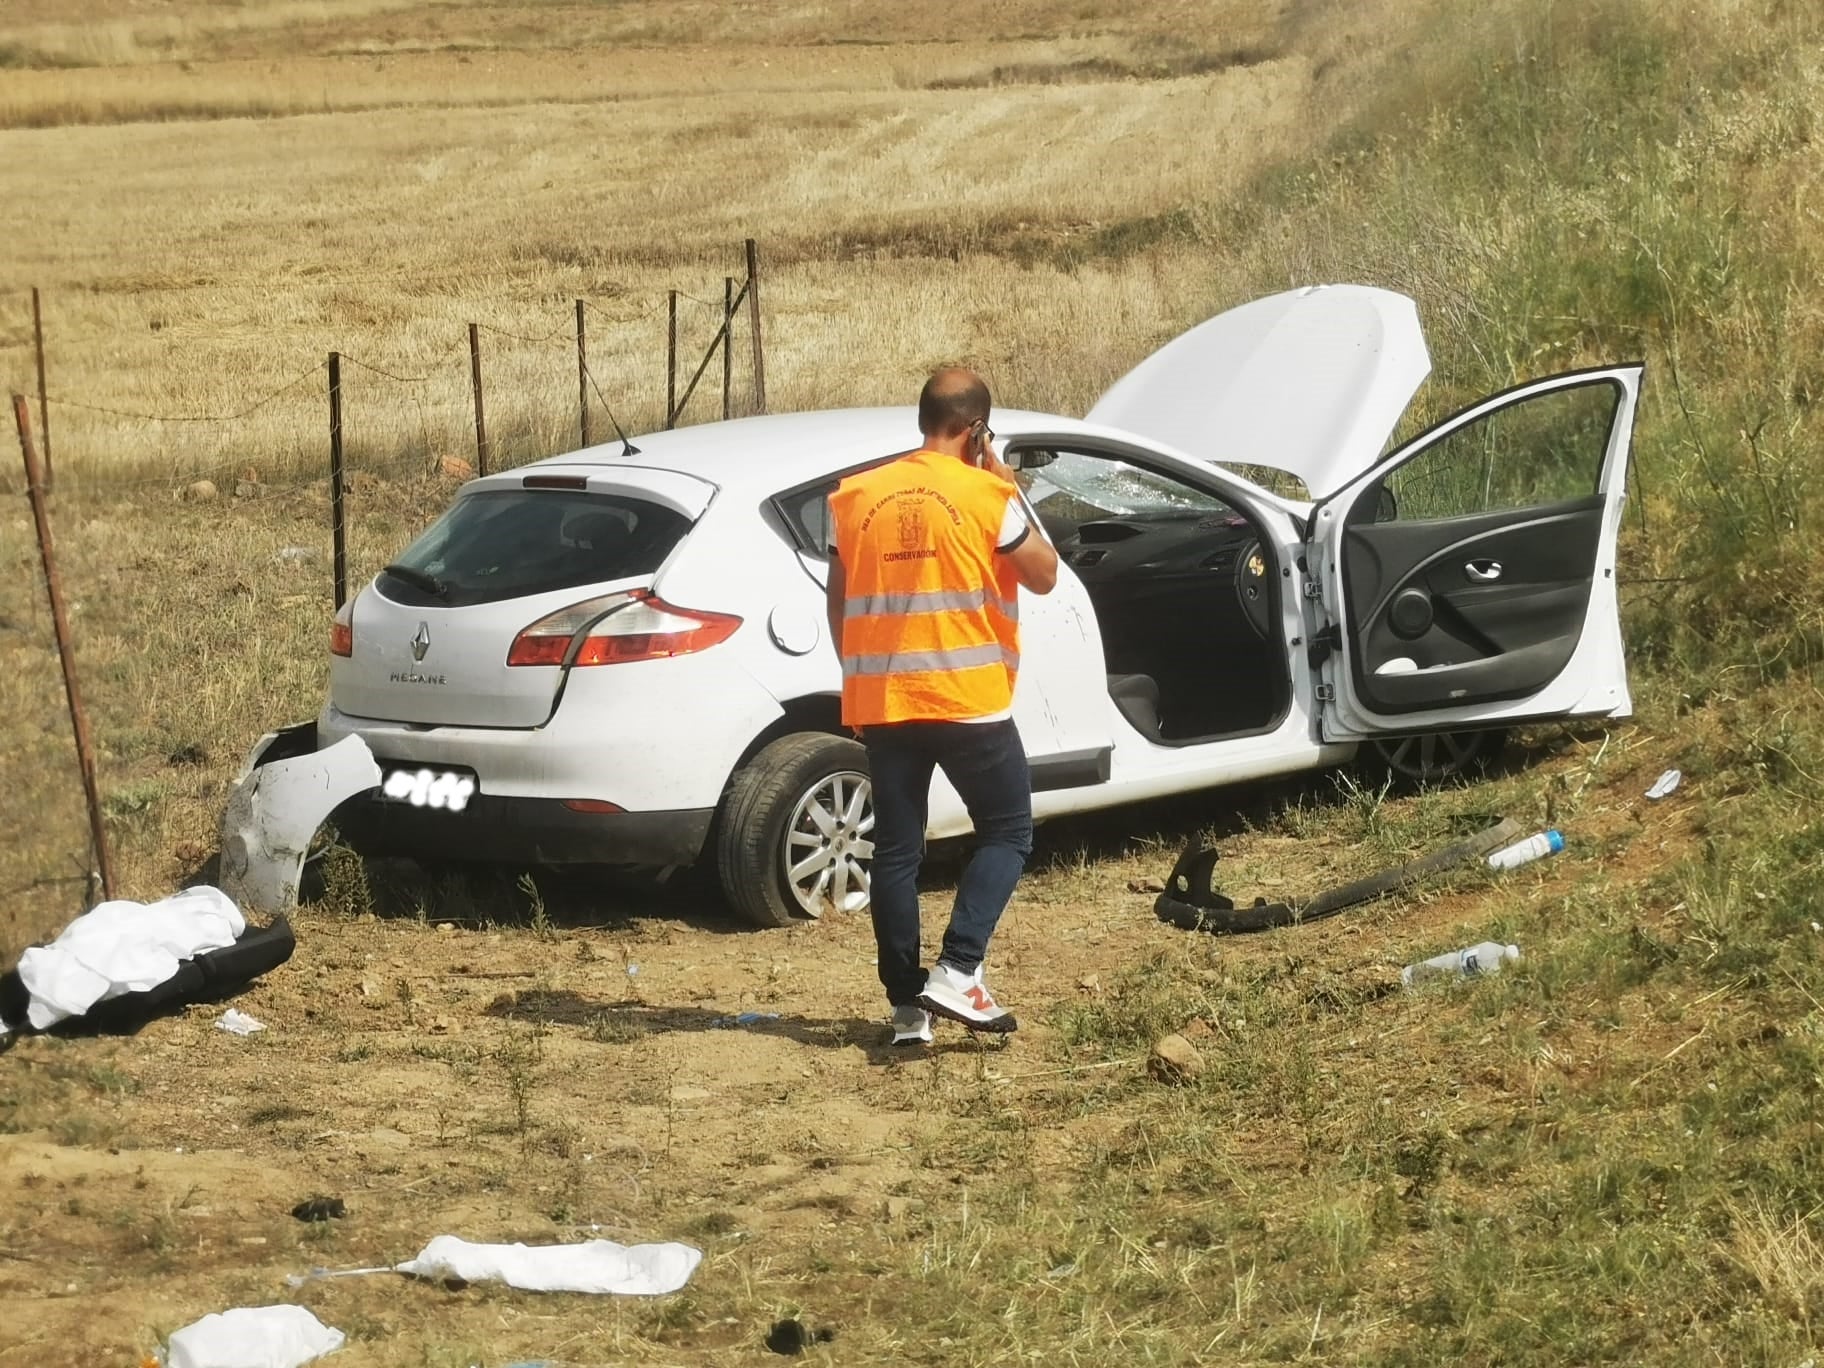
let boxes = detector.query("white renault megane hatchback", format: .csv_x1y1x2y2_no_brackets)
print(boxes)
276,284,1640,927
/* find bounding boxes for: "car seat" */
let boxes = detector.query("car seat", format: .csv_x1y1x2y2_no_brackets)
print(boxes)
563,511,634,572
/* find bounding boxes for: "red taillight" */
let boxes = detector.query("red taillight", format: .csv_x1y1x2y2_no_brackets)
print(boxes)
507,591,740,668
330,600,354,658
562,799,624,814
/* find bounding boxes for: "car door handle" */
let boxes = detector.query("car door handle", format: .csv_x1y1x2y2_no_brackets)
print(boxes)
1464,559,1503,582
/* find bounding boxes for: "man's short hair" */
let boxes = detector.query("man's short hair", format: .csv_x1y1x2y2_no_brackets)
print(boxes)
918,368,992,438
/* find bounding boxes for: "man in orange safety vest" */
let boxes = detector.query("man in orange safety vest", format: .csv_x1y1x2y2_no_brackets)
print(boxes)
826,367,1059,1045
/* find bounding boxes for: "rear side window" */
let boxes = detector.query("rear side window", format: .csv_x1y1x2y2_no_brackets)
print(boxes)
772,450,911,558
776,480,840,556
378,490,691,607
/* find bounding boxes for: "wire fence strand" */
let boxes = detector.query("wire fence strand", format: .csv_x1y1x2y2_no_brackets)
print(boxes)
45,360,326,424
337,353,446,386
16,256,758,491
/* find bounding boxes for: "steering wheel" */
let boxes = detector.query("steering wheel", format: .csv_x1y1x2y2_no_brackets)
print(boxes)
1235,538,1272,640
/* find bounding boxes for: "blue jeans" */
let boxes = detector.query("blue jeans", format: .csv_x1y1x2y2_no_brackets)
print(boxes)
862,719,1035,1007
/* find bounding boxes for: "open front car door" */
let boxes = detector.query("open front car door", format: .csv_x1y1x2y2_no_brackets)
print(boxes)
1307,365,1643,740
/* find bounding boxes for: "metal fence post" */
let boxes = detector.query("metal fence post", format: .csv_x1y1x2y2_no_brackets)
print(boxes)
666,290,678,429
468,322,489,475
744,238,766,415
722,276,734,422
31,288,52,490
576,299,590,450
329,352,347,609
14,394,114,902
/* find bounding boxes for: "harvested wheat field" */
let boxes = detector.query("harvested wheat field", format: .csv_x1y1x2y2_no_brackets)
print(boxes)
5,0,1824,1363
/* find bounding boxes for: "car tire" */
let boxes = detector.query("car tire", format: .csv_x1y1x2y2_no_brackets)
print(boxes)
1362,728,1507,789
716,732,873,928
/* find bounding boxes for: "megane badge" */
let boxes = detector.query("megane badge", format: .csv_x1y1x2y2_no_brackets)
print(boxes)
411,622,431,662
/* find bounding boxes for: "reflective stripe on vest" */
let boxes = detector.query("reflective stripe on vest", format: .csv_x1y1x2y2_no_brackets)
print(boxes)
830,450,1023,726
844,587,1020,623
845,643,1022,676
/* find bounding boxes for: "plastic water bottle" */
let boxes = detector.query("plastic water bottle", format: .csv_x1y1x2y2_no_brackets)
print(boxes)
1400,941,1520,987
1486,829,1564,870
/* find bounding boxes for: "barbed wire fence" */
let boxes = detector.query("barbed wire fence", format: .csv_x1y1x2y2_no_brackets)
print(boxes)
6,241,768,909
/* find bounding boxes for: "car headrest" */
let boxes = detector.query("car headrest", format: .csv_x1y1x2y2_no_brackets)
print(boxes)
563,511,632,552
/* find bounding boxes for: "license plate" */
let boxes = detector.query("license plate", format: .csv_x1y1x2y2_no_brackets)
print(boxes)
379,766,477,812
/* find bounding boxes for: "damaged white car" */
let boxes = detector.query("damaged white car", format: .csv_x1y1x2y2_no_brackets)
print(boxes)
233,285,1640,927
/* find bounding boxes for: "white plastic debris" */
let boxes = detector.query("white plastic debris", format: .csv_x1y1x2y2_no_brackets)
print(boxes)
15,886,244,1031
218,732,381,913
165,1305,344,1368
396,1235,702,1295
215,1008,267,1036
1647,768,1682,800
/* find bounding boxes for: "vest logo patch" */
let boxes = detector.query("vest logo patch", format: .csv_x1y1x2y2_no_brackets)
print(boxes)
897,503,927,551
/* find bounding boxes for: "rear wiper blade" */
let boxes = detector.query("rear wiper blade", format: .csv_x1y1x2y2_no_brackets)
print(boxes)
382,563,448,598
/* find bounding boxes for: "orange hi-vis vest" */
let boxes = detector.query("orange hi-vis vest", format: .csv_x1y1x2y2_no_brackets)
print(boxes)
831,449,1023,726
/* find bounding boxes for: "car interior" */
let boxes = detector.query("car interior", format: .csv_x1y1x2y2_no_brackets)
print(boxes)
1011,445,1291,746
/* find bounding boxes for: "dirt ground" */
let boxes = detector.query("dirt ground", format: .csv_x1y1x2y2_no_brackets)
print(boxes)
0,722,1692,1366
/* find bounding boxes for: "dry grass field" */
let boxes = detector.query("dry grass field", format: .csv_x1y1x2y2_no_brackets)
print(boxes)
0,0,1364,488
4,0,1824,1363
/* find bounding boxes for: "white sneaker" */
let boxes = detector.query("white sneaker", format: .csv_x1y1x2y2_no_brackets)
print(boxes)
889,1005,933,1046
917,962,1017,1034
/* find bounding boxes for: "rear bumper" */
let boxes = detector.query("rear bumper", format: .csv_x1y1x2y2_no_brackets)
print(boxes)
332,790,715,867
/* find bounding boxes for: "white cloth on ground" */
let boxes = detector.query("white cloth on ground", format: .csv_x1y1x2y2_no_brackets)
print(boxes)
16,885,244,1030
166,1304,344,1368
396,1234,702,1295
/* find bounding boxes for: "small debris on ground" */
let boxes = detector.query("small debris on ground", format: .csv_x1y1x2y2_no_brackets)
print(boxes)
765,1319,836,1356
1147,1033,1205,1084
1647,768,1682,800
214,1008,266,1036
291,1196,347,1222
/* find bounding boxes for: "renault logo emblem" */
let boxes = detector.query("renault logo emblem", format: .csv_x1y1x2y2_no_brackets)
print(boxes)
410,622,431,662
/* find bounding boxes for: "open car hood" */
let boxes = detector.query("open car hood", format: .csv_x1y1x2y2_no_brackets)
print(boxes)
1085,285,1432,500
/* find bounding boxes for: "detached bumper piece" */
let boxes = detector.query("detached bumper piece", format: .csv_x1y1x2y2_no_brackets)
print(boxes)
1155,817,1524,934
1,917,296,1037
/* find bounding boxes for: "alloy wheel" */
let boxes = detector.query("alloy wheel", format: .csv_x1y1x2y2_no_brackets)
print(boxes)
1369,729,1494,784
783,769,874,917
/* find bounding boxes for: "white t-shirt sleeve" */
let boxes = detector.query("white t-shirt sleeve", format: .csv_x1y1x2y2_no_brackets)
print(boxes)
995,497,1030,553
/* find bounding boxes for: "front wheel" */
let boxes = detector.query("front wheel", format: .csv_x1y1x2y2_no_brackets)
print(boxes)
716,733,873,928
1362,728,1507,789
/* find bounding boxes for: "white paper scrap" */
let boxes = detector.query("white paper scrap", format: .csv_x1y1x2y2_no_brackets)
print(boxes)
397,1234,701,1295
166,1304,344,1368
215,1008,267,1036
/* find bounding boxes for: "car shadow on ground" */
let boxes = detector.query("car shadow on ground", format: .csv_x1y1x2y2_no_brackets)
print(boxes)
479,986,1008,1066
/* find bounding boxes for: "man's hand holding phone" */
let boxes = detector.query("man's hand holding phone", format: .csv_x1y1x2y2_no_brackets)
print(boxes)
971,420,1017,485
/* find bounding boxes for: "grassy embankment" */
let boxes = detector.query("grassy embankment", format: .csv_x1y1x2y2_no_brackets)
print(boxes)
959,3,1824,1361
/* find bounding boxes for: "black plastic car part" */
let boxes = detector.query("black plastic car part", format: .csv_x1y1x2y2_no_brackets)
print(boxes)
0,915,296,1037
1154,817,1524,934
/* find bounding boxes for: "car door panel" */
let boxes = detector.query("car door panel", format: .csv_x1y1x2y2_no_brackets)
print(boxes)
1310,365,1642,737
1344,496,1603,712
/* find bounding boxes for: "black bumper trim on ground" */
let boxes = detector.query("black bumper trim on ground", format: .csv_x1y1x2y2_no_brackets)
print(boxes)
331,792,716,867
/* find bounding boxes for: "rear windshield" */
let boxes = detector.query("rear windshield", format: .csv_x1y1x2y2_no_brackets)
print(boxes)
377,490,691,608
